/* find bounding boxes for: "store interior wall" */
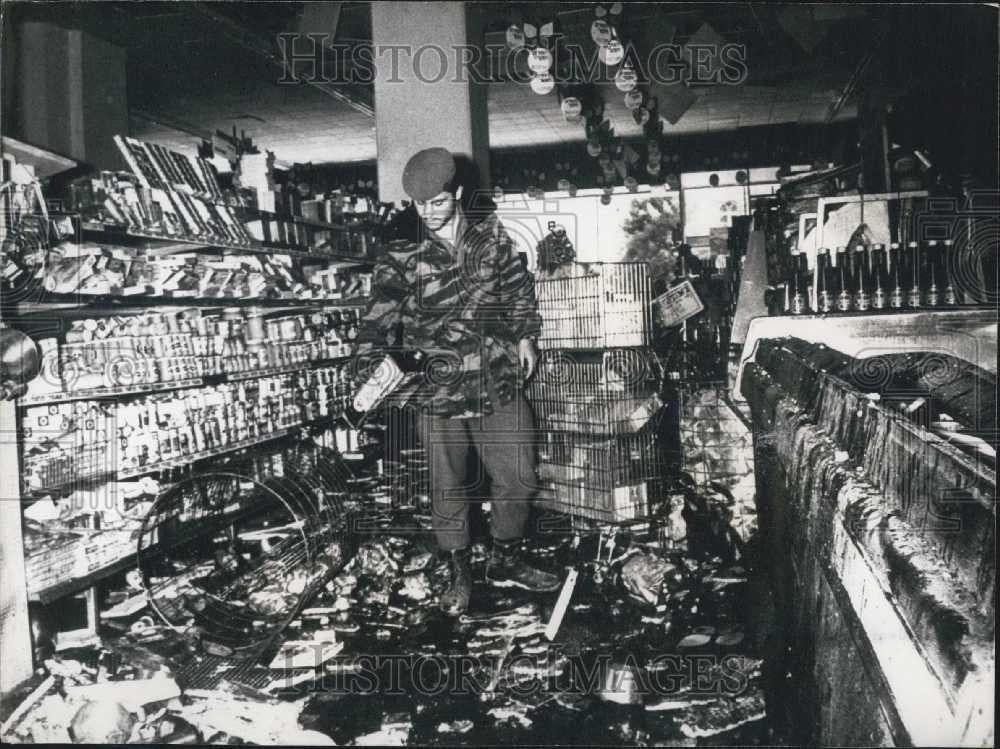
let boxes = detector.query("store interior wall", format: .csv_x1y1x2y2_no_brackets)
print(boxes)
3,18,128,171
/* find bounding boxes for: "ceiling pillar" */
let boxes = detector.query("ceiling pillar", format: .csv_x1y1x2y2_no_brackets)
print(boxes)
370,2,490,206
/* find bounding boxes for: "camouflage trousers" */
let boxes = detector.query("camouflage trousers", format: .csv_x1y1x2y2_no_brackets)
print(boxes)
416,389,539,552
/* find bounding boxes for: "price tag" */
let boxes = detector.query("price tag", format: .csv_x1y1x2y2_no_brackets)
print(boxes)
651,279,704,328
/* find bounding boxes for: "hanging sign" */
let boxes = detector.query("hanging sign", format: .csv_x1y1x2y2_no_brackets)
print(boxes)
652,279,705,328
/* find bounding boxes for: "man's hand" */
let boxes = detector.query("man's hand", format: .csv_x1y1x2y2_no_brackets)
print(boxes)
518,337,539,380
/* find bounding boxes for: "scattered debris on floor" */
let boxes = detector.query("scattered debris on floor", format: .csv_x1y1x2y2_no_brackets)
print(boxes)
3,484,770,746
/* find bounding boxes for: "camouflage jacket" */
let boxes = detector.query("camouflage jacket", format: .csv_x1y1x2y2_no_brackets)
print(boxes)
355,212,542,419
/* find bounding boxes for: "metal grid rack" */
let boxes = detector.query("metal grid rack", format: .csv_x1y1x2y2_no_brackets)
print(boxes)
527,348,663,435
535,262,652,350
536,424,667,524
135,445,354,688
531,262,666,526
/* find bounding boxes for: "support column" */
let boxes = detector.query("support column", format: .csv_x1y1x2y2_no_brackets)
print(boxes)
370,2,490,205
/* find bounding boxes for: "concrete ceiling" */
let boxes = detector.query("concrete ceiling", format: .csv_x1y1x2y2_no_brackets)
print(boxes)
92,3,869,162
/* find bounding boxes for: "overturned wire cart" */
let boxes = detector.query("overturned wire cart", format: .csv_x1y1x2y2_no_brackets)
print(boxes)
530,262,670,526
136,444,356,689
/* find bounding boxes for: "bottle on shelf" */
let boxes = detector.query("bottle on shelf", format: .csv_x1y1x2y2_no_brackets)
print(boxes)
816,247,834,313
788,250,810,315
924,239,942,307
871,243,888,310
889,242,906,309
853,243,872,312
834,246,853,312
906,240,922,308
942,239,959,306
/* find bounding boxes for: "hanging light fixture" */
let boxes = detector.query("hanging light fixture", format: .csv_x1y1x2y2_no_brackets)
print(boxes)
561,96,583,119
599,37,625,66
528,46,553,74
530,72,556,95
623,89,644,110
614,64,638,92
506,23,525,50
591,18,613,46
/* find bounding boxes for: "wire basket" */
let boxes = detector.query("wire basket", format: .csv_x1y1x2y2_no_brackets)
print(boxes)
536,426,666,524
536,262,652,350
527,349,664,435
136,444,355,685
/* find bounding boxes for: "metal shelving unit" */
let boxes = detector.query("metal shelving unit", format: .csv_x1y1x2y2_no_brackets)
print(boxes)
4,139,378,680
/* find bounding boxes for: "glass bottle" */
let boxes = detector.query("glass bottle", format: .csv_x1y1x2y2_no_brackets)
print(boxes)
789,250,810,315
889,242,906,309
816,248,834,313
835,246,852,312
942,239,958,305
924,239,941,307
871,243,888,310
906,241,922,308
853,244,872,311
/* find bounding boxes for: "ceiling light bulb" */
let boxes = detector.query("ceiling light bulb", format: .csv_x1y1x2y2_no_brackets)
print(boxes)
615,65,638,92
506,25,525,49
530,73,555,95
561,97,582,118
599,40,625,66
591,19,613,46
528,47,553,73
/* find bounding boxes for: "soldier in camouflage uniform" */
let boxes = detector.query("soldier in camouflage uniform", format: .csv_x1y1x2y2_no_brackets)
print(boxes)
355,148,560,616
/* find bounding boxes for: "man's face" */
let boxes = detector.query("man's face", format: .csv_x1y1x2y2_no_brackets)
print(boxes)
415,188,459,233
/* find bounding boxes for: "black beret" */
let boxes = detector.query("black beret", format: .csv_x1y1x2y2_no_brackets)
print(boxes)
401,147,456,201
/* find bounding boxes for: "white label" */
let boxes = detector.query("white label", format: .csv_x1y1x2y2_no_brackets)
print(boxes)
652,279,704,327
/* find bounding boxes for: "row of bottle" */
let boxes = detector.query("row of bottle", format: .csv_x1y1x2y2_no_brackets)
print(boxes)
27,308,362,398
787,240,964,315
113,365,358,472
23,364,358,484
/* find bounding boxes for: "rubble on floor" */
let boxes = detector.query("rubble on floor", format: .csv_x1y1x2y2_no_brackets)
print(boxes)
3,488,771,746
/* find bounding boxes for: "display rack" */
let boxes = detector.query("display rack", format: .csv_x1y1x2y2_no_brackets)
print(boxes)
80,221,374,265
530,262,667,526
4,135,380,675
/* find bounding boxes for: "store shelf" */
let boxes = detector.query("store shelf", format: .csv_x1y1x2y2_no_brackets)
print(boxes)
119,427,299,480
1,136,78,178
81,221,374,265
32,550,136,605
18,354,354,407
11,294,371,316
239,206,373,234
218,355,351,382
29,485,281,604
18,378,203,407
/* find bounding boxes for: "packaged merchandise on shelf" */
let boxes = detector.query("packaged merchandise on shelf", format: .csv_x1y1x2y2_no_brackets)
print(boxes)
37,239,371,302
22,361,357,491
1,158,50,289
113,136,225,201
68,136,387,257
23,306,362,402
21,400,117,491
